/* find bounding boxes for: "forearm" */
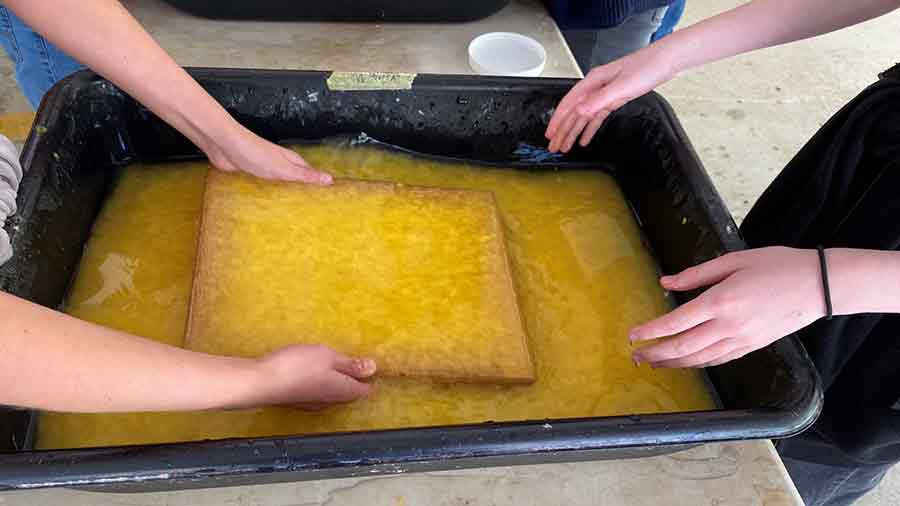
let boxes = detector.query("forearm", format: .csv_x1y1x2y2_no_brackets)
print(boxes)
4,0,242,159
0,292,258,413
826,248,900,315
659,0,900,75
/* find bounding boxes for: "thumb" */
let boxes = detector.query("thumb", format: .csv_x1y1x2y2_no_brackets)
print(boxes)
282,148,333,185
322,371,373,403
332,353,378,380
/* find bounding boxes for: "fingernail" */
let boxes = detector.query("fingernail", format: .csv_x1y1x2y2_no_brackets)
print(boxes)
320,173,333,184
632,353,642,366
362,358,376,373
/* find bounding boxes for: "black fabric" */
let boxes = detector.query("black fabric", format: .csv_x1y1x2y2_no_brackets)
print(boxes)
543,0,672,29
780,430,893,506
742,62,900,467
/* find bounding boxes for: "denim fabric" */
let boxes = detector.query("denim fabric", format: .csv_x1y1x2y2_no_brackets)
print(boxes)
651,0,684,41
0,6,84,109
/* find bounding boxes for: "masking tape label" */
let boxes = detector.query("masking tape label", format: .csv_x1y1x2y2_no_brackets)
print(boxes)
326,72,416,91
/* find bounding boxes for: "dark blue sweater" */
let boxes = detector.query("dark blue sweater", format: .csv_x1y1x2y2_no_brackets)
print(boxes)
545,0,674,29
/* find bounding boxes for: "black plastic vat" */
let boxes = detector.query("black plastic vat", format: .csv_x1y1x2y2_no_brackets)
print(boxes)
0,69,822,491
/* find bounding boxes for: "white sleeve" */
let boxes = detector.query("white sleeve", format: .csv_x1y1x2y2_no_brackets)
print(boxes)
0,135,22,266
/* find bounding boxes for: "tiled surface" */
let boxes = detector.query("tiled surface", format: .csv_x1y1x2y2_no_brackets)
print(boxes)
1,0,899,504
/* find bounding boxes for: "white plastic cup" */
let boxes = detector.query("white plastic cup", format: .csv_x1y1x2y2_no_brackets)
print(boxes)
468,32,547,78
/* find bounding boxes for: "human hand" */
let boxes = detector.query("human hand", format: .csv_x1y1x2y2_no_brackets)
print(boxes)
630,247,826,368
236,344,376,410
545,44,676,153
205,125,333,184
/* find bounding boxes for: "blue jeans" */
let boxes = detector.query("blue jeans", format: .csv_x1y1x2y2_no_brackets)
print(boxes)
651,0,685,42
562,6,668,74
0,6,84,109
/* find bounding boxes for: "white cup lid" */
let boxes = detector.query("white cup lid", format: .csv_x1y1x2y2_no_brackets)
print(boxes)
468,32,547,78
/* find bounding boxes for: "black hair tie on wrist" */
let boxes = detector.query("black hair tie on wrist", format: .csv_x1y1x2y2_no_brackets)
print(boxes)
817,245,833,320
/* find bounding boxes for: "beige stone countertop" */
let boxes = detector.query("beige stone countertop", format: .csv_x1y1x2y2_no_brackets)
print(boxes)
128,0,581,77
0,0,803,504
0,443,801,506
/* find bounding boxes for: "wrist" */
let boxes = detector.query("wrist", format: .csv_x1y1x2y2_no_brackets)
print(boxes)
637,41,679,86
184,110,246,162
823,248,900,316
195,354,263,410
150,86,247,166
795,247,828,321
659,30,697,77
823,248,859,316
